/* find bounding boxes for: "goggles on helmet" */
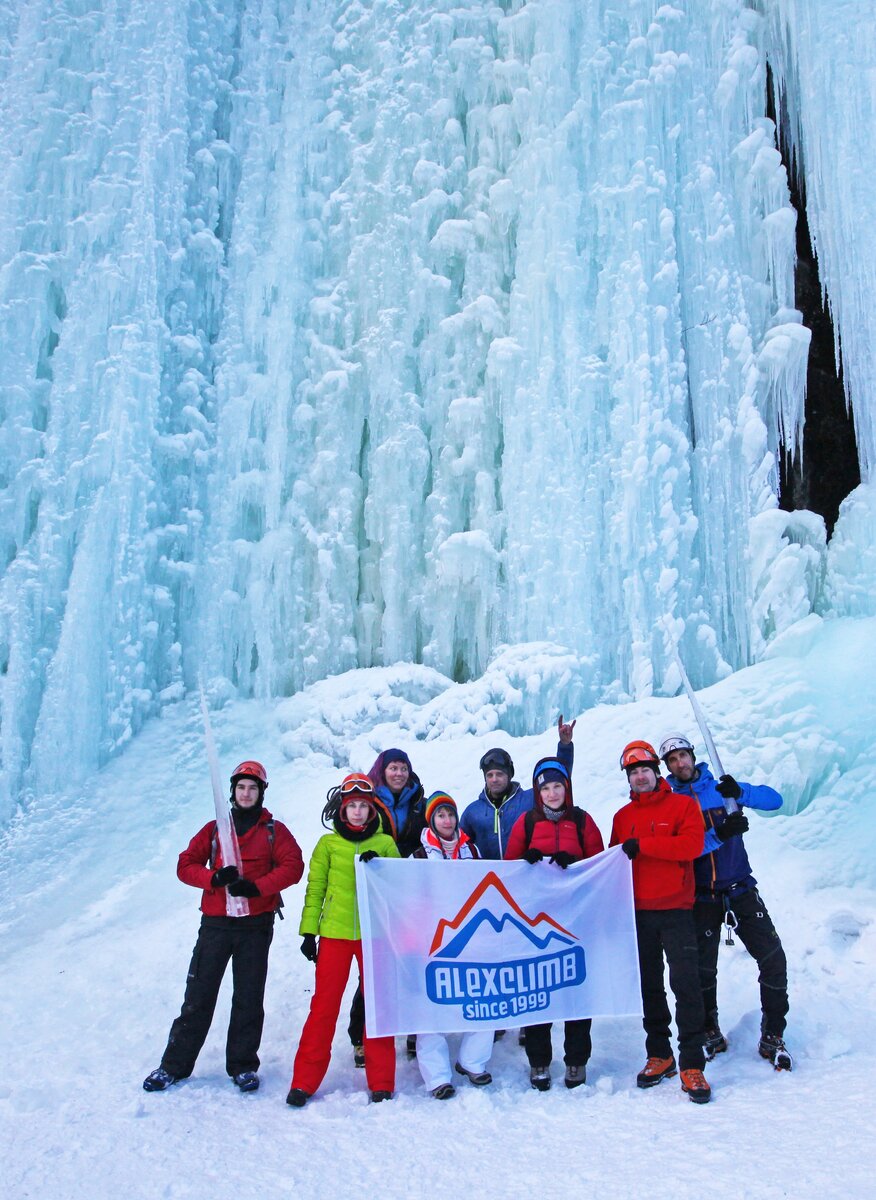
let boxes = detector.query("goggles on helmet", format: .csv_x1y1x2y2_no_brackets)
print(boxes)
339,772,375,797
619,740,659,771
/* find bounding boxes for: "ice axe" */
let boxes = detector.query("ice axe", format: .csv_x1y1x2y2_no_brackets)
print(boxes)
668,643,741,945
668,643,739,816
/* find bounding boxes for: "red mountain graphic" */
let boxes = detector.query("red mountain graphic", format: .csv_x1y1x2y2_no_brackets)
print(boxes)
428,870,575,955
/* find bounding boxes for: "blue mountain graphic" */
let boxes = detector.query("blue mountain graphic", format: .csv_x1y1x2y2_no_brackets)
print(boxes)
433,908,579,959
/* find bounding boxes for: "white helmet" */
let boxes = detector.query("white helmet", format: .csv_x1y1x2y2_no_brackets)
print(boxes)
658,733,695,761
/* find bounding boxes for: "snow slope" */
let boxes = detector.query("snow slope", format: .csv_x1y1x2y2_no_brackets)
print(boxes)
2,615,875,1199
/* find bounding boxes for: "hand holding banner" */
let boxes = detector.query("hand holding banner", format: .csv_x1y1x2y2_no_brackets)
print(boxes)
357,848,642,1038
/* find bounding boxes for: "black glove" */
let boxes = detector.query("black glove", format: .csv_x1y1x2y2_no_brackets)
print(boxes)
621,838,639,860
716,774,742,801
717,811,749,841
211,866,239,888
522,848,544,864
228,877,260,898
300,934,318,962
359,850,379,863
550,851,577,869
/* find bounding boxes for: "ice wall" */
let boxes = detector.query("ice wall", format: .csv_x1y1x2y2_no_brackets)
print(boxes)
0,0,871,816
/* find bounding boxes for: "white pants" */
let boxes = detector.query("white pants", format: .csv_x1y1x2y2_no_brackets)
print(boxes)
416,1030,495,1091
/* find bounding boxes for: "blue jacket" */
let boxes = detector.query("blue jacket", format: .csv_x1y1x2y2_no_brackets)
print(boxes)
666,762,782,898
375,779,426,858
459,741,574,860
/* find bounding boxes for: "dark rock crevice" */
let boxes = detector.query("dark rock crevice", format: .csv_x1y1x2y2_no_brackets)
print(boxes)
767,64,860,536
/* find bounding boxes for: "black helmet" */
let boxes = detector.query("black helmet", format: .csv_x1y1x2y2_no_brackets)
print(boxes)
479,747,514,777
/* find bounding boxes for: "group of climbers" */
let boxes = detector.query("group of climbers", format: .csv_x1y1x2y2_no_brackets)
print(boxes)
143,723,791,1107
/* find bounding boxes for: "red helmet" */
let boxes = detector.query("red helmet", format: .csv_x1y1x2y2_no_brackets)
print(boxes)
231,760,268,788
619,741,659,772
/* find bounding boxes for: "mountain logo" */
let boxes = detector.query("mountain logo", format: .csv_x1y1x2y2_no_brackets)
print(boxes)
424,871,586,1021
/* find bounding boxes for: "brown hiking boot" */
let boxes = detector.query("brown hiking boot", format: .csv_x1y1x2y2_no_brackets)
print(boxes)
636,1056,677,1088
680,1068,711,1104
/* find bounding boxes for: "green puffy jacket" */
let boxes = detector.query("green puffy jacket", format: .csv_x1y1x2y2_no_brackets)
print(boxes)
299,828,400,940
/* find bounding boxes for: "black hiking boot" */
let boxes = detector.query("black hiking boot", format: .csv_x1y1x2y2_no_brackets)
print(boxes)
529,1065,551,1091
233,1071,259,1092
143,1067,179,1092
704,1025,728,1059
758,1033,793,1071
286,1087,310,1107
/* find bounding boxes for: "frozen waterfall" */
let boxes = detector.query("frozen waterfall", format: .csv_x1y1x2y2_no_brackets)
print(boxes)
0,0,874,816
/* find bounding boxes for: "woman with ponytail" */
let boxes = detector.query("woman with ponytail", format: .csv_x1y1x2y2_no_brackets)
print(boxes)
286,774,399,1107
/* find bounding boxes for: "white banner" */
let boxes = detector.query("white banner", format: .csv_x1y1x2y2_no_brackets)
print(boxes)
357,848,642,1037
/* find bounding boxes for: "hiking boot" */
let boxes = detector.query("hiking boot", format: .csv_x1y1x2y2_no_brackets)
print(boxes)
636,1056,677,1088
143,1067,178,1092
759,1033,793,1071
353,1044,365,1069
680,1068,712,1104
431,1083,456,1100
370,1090,394,1102
704,1026,728,1059
285,1087,310,1107
455,1062,492,1087
564,1064,587,1089
529,1065,551,1091
232,1071,259,1092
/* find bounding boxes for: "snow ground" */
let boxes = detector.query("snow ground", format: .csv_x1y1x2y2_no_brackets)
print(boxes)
2,615,875,1199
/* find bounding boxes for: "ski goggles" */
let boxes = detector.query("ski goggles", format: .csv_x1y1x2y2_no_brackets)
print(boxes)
339,773,375,796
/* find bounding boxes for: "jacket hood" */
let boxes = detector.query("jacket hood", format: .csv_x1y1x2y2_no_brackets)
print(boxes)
532,757,573,815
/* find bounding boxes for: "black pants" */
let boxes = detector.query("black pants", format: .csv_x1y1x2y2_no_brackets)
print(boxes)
160,914,274,1078
348,983,365,1046
523,1019,592,1068
694,889,788,1037
635,908,705,1071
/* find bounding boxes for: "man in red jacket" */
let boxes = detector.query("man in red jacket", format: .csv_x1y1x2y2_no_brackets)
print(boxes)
143,760,304,1094
610,740,711,1103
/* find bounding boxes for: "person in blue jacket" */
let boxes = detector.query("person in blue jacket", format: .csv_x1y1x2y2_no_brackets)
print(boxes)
459,716,576,860
368,748,426,858
659,733,792,1071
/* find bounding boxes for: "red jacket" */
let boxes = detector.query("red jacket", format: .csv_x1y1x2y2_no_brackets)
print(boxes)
609,778,704,910
505,799,604,862
177,808,305,917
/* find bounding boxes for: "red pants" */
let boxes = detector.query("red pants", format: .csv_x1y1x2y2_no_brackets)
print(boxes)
291,937,395,1095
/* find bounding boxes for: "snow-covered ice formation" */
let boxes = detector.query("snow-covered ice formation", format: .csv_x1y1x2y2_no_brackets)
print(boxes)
2,613,875,1198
